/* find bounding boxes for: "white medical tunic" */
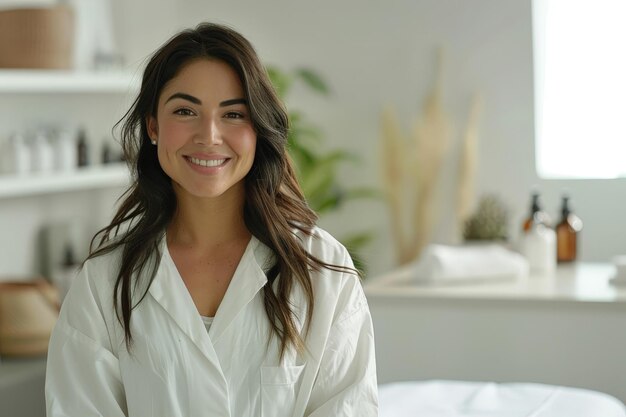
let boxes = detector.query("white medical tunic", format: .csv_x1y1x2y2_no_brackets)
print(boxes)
45,227,378,416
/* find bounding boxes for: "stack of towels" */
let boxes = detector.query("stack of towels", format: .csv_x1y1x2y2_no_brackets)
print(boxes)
610,256,626,286
411,243,529,285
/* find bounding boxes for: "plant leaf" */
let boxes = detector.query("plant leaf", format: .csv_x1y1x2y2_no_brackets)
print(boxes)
344,187,384,200
342,232,377,276
267,65,291,98
310,188,344,214
341,231,375,251
302,165,335,202
296,68,330,95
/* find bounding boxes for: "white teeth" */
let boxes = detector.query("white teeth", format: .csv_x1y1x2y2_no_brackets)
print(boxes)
189,157,226,167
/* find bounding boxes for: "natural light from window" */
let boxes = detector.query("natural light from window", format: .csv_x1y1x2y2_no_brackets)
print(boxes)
532,0,626,179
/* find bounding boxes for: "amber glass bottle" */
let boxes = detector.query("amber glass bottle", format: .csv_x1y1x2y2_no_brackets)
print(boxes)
556,195,583,262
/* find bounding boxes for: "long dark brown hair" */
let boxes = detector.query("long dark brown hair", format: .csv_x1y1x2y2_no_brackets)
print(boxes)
88,22,354,359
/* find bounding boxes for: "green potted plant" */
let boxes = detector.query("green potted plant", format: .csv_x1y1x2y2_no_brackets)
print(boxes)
463,194,509,242
267,66,377,272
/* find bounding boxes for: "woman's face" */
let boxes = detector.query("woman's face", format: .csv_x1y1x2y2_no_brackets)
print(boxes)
147,58,257,201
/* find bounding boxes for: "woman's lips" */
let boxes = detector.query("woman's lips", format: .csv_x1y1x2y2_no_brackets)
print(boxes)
187,156,227,167
184,155,230,172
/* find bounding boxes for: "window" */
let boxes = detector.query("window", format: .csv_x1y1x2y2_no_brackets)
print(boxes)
532,0,626,179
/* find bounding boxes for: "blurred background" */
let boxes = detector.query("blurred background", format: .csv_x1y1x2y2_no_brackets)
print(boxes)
1,0,625,416
2,0,626,279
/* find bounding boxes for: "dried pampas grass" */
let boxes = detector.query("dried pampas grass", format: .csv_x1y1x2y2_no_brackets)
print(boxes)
409,49,451,260
380,48,482,266
381,48,452,265
456,93,483,242
381,106,410,262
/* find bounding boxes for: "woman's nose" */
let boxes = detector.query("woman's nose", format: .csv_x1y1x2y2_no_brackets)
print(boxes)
194,118,222,145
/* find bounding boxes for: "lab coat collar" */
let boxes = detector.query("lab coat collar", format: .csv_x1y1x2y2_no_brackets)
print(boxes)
210,236,272,342
148,235,271,352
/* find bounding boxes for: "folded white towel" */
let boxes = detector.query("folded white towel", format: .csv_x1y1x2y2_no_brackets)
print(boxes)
610,255,626,286
412,243,529,284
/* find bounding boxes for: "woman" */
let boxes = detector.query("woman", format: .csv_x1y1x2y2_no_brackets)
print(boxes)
45,22,378,416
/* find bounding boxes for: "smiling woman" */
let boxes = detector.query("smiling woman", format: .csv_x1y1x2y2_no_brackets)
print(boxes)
44,22,378,417
147,59,257,200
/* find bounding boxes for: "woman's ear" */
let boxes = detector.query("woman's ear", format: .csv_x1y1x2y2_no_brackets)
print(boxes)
146,116,158,141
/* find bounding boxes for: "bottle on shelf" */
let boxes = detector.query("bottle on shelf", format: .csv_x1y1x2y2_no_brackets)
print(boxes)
102,141,113,164
77,128,89,167
30,130,55,173
1,133,31,175
519,189,556,276
556,194,583,263
53,130,77,172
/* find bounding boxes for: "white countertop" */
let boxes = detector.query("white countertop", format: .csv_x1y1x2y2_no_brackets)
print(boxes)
365,262,626,305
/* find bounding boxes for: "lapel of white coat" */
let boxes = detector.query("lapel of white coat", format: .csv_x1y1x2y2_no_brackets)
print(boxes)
209,236,271,343
148,235,270,356
148,237,227,374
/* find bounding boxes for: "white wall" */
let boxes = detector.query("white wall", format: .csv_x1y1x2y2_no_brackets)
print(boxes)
115,0,625,276
2,0,625,278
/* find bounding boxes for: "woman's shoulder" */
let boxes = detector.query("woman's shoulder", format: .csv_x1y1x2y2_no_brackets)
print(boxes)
293,226,368,326
293,225,351,265
54,242,126,354
293,225,362,292
82,243,124,278
69,242,126,303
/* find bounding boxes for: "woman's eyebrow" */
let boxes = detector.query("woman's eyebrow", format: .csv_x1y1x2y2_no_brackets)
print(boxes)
165,92,201,105
164,94,245,107
219,98,246,107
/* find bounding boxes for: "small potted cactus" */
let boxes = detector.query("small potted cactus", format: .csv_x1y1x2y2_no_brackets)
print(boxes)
463,194,509,242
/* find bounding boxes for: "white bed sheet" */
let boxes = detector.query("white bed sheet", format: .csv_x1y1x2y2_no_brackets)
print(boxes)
379,380,626,417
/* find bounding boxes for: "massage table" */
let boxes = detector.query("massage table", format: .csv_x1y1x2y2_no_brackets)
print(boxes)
379,380,626,417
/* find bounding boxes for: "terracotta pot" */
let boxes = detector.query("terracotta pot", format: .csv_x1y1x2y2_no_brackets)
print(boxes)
0,6,74,69
0,278,60,357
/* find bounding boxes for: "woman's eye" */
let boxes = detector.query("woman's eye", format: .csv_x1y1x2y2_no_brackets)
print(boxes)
224,111,245,119
174,108,195,116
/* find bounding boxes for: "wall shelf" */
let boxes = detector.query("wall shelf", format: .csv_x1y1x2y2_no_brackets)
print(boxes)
0,164,130,198
0,70,139,93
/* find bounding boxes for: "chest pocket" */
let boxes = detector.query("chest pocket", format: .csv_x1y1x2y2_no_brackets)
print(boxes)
260,365,306,416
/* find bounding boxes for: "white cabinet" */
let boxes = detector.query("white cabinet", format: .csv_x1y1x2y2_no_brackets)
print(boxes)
0,69,137,199
0,72,138,415
365,262,626,403
0,70,138,277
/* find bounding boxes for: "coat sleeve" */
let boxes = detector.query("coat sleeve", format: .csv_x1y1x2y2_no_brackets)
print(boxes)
305,272,379,416
45,262,128,417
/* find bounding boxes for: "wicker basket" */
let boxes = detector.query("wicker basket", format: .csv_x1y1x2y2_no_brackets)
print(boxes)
0,6,74,69
0,279,60,357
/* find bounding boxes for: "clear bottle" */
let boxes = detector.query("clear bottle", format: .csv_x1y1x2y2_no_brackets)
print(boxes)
520,190,556,275
556,194,583,263
2,133,31,175
30,130,55,173
54,130,77,171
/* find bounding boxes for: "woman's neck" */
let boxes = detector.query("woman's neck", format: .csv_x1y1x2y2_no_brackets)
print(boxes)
167,184,250,250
